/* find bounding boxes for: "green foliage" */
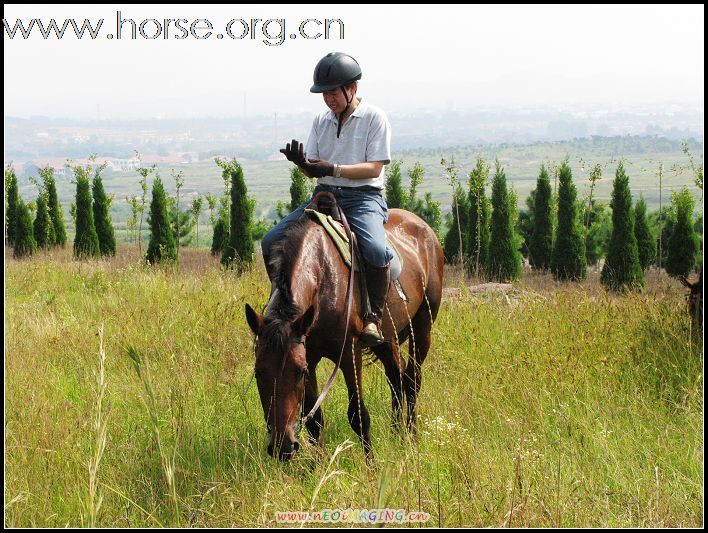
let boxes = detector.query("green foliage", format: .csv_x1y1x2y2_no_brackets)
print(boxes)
125,195,140,244
665,188,699,278
384,160,407,209
633,196,656,270
211,215,228,256
146,176,177,264
70,161,100,259
467,157,491,276
251,218,274,242
190,196,204,247
92,174,116,257
443,186,469,264
217,158,254,272
6,165,20,246
442,156,469,264
517,189,535,260
551,159,587,281
168,202,195,247
406,162,424,209
584,201,612,266
530,164,554,270
40,166,67,247
415,192,443,238
12,198,36,258
289,167,311,211
487,159,522,282
134,157,155,253
405,164,442,237
682,141,703,199
33,192,55,249
601,162,644,291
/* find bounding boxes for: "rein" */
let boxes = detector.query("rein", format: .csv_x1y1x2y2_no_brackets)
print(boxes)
300,192,357,424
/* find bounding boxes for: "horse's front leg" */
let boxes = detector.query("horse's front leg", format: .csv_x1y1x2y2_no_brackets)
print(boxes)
302,360,324,448
342,343,372,461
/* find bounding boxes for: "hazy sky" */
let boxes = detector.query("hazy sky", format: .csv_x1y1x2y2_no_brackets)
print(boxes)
3,4,704,120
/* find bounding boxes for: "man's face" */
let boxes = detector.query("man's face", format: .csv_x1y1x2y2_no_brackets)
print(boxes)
322,85,354,114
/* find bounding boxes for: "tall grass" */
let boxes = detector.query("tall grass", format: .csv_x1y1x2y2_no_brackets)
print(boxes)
5,245,703,527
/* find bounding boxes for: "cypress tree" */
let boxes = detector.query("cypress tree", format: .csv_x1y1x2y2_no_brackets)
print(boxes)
92,174,116,257
665,188,699,278
487,160,522,281
218,159,254,272
551,159,587,281
13,198,37,258
467,157,491,277
384,160,407,209
634,195,656,270
146,176,177,264
211,214,228,256
601,162,644,290
169,201,195,247
529,164,553,270
5,165,19,246
40,167,67,247
443,187,470,264
289,167,310,211
72,170,100,259
33,192,55,248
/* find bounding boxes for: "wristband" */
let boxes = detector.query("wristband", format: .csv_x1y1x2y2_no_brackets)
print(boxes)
335,164,342,178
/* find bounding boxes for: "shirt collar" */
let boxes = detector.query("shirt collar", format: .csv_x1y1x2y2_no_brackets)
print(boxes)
326,97,366,123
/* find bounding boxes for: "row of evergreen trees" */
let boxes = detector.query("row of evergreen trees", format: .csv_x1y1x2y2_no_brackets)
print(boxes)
7,155,700,288
6,164,69,258
433,156,700,290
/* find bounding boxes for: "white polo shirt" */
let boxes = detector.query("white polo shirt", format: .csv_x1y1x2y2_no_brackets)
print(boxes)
305,98,392,189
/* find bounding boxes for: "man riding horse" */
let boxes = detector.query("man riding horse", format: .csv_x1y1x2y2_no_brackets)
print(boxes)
261,52,393,347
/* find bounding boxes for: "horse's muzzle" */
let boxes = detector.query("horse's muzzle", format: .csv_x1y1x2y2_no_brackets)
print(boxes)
268,439,300,461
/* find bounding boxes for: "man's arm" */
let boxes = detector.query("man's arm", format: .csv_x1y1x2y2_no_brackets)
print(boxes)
337,161,384,180
300,160,384,180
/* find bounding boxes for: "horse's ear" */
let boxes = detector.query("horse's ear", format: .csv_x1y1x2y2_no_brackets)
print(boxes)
295,305,316,336
245,304,264,336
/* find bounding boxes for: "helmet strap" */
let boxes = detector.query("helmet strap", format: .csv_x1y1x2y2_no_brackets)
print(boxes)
336,85,353,139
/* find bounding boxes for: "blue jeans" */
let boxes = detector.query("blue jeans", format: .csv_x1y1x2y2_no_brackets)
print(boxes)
261,184,394,267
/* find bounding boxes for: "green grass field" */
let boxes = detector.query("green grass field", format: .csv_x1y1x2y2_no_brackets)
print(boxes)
5,245,702,527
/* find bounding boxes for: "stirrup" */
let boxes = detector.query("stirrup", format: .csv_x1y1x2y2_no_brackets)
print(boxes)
360,321,385,347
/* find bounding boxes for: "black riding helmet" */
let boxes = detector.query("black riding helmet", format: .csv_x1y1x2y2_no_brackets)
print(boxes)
311,52,362,138
310,52,362,93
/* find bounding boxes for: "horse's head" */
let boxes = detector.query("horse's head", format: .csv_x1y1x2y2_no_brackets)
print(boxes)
680,268,703,329
245,303,315,460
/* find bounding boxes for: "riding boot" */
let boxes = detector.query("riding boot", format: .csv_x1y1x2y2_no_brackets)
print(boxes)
360,263,390,347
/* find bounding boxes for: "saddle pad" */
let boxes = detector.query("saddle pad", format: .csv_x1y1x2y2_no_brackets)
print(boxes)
303,209,402,280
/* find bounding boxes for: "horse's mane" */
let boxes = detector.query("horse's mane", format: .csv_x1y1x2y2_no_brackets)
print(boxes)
262,216,316,353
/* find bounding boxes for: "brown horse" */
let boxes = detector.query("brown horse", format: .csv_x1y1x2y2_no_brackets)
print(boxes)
680,267,703,331
245,208,444,461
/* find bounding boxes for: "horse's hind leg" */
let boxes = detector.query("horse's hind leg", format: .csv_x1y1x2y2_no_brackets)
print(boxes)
342,345,372,460
373,339,406,431
404,306,433,435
